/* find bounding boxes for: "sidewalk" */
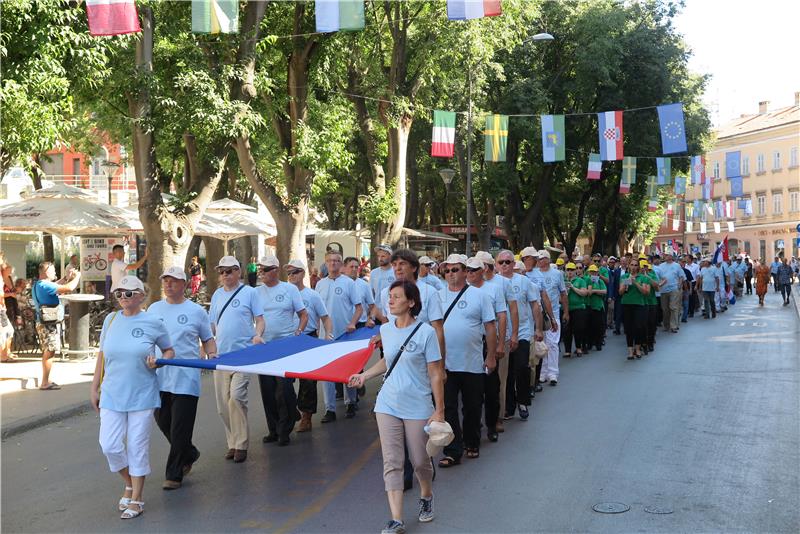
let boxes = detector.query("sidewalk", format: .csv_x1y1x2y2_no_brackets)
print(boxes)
1,355,96,439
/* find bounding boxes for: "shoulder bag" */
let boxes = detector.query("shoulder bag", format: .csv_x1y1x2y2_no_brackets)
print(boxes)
33,281,64,324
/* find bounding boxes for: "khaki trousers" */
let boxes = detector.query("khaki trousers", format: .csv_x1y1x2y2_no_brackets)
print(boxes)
660,290,682,331
214,371,250,450
498,344,510,419
375,413,432,491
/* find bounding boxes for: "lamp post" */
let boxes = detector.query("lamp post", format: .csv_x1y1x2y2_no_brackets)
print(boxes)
100,160,120,205
439,168,455,225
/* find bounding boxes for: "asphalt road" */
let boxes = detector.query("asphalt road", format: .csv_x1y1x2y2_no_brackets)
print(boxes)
2,290,798,533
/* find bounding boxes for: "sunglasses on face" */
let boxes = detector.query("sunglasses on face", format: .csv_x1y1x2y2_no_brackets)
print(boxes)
497,259,513,265
258,266,278,273
287,270,303,276
466,267,483,273
114,290,141,299
217,268,239,275
443,268,463,274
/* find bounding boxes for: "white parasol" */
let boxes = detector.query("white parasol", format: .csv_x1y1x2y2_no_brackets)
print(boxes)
195,198,276,253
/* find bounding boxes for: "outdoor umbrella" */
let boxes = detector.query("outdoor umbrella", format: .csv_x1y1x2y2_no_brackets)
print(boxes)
195,198,276,253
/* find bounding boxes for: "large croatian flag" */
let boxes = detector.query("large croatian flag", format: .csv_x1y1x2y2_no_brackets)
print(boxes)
597,110,624,161
156,327,379,383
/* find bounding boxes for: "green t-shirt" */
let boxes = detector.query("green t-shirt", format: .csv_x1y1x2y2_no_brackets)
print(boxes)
247,262,258,274
644,272,658,304
586,277,607,310
599,266,610,280
567,277,587,310
620,273,647,306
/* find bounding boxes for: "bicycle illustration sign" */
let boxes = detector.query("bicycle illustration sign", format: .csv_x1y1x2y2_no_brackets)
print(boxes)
79,236,131,282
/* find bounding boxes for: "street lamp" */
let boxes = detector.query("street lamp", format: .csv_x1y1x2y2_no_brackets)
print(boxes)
101,160,120,205
438,168,456,187
528,32,554,42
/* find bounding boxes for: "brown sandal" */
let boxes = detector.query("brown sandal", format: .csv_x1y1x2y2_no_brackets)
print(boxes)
438,456,460,468
465,448,480,459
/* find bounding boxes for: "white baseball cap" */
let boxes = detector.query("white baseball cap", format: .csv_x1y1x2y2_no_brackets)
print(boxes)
538,250,551,260
475,250,495,265
258,255,280,268
419,255,435,265
425,421,455,457
442,253,467,266
465,257,485,270
217,255,240,269
520,246,538,259
285,259,307,271
159,266,187,281
112,275,145,292
514,260,525,271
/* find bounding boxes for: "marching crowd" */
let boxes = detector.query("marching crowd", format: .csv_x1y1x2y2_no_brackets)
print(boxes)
18,243,798,532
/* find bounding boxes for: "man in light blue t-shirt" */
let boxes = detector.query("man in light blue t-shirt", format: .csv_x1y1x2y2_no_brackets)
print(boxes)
370,244,396,299
696,258,719,318
657,254,686,333
149,266,216,489
209,256,265,463
528,250,567,386
418,256,444,291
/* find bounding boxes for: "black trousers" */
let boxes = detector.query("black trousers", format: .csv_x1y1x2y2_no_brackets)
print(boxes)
614,296,624,332
482,340,500,434
563,308,587,352
443,371,484,460
647,304,658,345
505,339,531,409
622,304,647,347
154,392,199,483
297,332,318,414
589,308,605,348
655,296,663,326
258,375,298,439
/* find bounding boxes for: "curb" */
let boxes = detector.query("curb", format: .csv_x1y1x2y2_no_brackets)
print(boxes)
1,401,92,440
792,288,800,320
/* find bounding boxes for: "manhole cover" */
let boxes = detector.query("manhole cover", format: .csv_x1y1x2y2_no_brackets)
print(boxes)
592,502,630,514
644,506,674,514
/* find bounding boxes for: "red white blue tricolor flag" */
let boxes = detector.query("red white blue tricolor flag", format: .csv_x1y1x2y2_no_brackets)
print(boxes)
157,327,378,383
86,0,141,36
597,110,623,161
447,0,502,20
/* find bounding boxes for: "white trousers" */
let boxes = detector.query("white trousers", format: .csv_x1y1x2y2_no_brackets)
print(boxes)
540,313,561,381
99,408,154,477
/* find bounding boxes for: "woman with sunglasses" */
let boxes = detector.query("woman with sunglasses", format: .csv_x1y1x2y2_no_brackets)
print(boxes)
563,263,589,358
348,280,445,534
619,262,650,360
90,276,175,519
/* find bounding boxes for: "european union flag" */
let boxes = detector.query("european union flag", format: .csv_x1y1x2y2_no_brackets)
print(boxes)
730,176,743,198
725,151,741,179
657,103,687,154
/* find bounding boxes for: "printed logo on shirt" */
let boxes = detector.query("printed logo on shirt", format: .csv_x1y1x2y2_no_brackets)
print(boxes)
302,299,310,308
231,299,240,308
512,284,521,293
275,294,285,303
405,340,418,352
457,300,468,309
334,287,343,296
177,314,188,325
131,328,144,338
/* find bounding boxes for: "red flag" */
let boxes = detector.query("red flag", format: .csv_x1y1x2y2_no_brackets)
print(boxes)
86,0,141,36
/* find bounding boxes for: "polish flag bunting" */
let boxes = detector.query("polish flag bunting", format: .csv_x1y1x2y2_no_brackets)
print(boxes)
431,110,456,158
597,111,624,160
157,327,379,383
587,153,602,180
86,0,141,36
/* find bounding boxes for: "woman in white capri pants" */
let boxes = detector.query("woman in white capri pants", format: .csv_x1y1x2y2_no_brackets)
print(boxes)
90,276,174,519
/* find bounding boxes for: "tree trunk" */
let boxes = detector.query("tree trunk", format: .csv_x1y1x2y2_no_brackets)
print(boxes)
203,236,225,296
383,119,411,245
29,156,55,262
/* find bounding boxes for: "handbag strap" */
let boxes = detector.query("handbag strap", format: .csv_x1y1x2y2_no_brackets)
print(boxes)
442,285,468,323
383,321,424,382
216,284,246,325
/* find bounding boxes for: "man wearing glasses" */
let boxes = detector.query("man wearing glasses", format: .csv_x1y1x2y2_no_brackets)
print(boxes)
255,255,308,447
209,256,266,463
315,251,363,422
418,256,444,291
285,260,334,433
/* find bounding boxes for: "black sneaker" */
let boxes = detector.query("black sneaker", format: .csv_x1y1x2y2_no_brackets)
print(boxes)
549,379,557,387
418,495,434,522
381,520,406,534
321,410,336,423
534,384,543,393
345,404,356,419
518,404,529,420
262,434,278,443
277,436,290,447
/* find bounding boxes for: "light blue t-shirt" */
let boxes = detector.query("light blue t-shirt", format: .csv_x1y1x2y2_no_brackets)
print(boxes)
208,284,264,354
374,320,441,420
296,287,328,335
715,264,727,287
370,266,396,299
504,273,540,341
657,262,686,293
99,311,172,411
529,267,566,312
700,266,719,292
149,299,213,397
352,277,374,323
378,281,443,325
258,281,305,341
650,265,663,296
770,261,780,274
419,273,444,291
438,286,495,374
315,274,360,338
472,281,507,335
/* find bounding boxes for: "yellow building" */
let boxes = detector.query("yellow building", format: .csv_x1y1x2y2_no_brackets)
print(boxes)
683,93,800,260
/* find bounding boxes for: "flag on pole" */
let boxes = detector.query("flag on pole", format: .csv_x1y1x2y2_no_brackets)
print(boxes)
674,176,686,196
315,0,365,32
586,153,602,180
540,115,565,162
686,221,693,233
86,0,141,36
657,103,688,154
727,221,735,232
192,0,238,34
656,157,671,185
431,111,456,158
700,222,707,234
647,200,659,212
597,111,624,160
725,151,741,179
622,156,637,184
484,114,508,162
691,155,705,185
730,176,743,198
157,327,378,383
712,235,729,263
713,222,721,234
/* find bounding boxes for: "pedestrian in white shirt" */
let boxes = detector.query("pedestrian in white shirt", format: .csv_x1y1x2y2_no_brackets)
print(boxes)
110,244,148,295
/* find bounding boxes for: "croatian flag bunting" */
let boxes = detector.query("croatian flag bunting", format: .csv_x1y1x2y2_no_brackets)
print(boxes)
691,155,705,185
598,111,624,160
86,0,141,36
647,199,659,212
157,327,379,383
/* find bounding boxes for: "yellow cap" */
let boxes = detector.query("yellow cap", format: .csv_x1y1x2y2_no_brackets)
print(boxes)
638,253,647,259
640,260,649,268
556,258,565,266
566,262,577,270
588,264,599,272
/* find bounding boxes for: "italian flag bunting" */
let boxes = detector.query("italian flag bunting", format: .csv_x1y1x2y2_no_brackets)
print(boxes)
431,111,456,158
86,0,141,36
484,114,508,162
586,153,602,180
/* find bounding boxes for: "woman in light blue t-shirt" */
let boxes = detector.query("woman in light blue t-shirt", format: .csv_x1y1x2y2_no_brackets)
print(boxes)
349,281,445,534
90,276,174,520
